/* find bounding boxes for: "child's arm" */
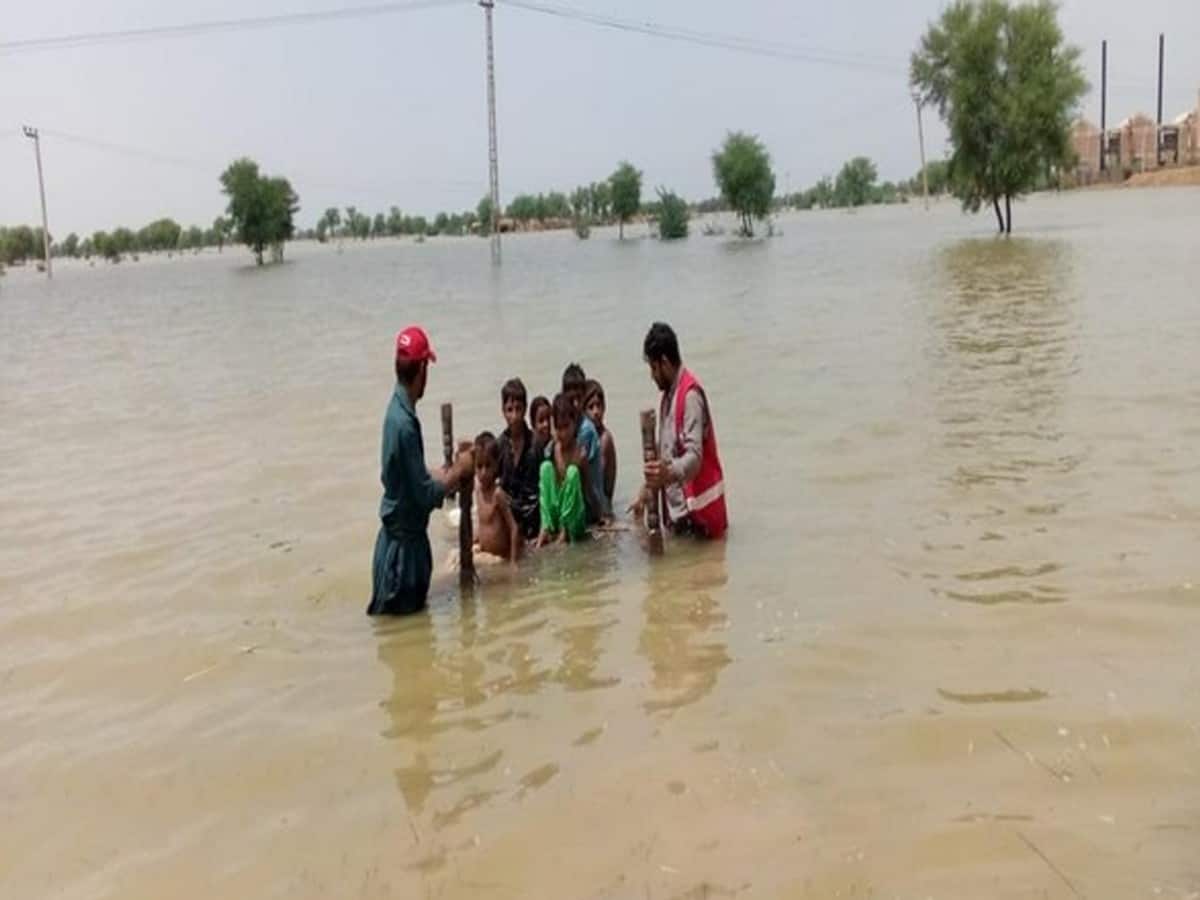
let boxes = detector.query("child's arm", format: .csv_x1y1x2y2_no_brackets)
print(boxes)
499,489,521,562
602,432,617,504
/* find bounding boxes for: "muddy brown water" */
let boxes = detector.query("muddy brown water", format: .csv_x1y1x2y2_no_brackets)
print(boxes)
2,190,1199,899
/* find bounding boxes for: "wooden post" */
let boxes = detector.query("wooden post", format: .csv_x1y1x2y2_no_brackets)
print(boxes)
441,404,475,584
640,409,664,555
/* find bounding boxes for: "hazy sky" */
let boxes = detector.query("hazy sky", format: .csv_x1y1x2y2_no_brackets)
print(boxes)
2,0,1197,234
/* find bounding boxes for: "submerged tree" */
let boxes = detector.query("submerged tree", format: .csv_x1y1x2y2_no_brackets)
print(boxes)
910,0,1086,233
656,188,689,240
712,131,776,237
609,161,642,239
219,158,300,265
834,157,879,208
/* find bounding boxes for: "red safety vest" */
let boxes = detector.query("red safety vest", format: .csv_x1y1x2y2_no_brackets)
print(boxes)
666,368,728,539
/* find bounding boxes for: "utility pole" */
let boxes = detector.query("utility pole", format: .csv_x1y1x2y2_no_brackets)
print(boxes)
480,0,501,266
913,94,929,210
1100,40,1107,173
1156,33,1165,167
22,126,52,278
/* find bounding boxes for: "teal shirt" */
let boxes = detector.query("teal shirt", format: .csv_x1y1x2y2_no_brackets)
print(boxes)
379,385,446,538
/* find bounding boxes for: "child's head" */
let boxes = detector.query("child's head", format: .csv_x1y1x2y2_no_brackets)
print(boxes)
551,392,579,448
561,363,587,413
583,379,606,427
530,395,551,446
500,377,528,434
474,431,501,488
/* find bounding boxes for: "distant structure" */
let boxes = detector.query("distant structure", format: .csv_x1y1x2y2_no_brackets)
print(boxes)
1069,88,1200,184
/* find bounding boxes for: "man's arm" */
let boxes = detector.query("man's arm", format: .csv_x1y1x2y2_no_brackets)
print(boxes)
400,431,471,512
646,389,705,491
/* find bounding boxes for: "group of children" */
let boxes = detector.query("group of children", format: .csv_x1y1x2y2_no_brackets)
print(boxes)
472,364,619,562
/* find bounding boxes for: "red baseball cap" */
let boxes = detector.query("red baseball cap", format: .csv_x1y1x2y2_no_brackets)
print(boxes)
395,326,437,363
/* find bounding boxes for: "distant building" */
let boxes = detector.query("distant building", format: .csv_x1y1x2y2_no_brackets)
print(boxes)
1171,90,1200,166
1117,114,1158,172
1070,119,1101,181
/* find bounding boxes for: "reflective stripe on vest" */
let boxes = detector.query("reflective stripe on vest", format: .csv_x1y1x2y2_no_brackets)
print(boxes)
686,478,725,513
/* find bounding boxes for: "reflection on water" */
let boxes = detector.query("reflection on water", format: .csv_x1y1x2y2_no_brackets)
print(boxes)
920,238,1081,607
639,542,731,716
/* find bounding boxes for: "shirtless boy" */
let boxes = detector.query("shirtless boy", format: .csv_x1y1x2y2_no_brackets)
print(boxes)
474,431,521,563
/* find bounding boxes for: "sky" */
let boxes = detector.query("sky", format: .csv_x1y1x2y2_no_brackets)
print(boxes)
1,0,1198,235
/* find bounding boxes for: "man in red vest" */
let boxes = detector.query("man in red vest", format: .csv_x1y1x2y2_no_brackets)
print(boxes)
640,322,728,540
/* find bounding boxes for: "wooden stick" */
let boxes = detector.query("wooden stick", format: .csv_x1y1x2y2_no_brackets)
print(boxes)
440,403,454,472
640,409,664,555
441,404,474,583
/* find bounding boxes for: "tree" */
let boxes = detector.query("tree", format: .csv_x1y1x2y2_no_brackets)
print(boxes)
588,181,611,220
609,162,642,239
321,207,341,239
220,158,300,264
373,213,387,238
62,232,79,258
506,194,539,223
387,206,404,236
913,159,950,196
185,225,205,251
911,0,1086,233
656,188,689,240
834,157,878,208
212,216,230,252
712,131,776,237
570,186,590,219
0,226,36,265
476,196,495,235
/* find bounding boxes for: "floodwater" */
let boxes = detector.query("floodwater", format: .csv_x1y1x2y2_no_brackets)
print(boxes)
2,188,1199,899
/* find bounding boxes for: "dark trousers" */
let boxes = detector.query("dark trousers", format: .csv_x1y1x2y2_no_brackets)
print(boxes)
368,527,433,616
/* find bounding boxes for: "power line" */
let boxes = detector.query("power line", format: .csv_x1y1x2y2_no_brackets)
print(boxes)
0,0,469,56
19,126,482,198
502,0,907,75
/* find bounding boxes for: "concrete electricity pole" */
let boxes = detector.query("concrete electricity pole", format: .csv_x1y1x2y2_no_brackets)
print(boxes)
480,0,501,266
23,125,52,278
913,95,930,210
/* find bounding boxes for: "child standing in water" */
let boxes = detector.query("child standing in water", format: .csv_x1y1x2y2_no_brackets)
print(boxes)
474,431,521,562
537,393,589,546
497,378,541,541
584,379,617,517
529,395,552,457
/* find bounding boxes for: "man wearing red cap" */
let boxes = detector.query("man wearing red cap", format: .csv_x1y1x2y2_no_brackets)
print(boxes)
369,326,474,616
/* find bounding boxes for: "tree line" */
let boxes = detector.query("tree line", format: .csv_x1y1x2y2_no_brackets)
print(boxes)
0,217,233,266
778,158,952,211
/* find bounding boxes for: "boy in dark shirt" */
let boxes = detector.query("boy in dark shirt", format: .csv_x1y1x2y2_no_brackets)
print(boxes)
497,377,541,540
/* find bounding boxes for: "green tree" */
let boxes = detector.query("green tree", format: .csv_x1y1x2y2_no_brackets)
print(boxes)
373,212,387,238
588,181,611,220
656,188,689,240
834,157,878,208
543,191,571,220
62,232,80,258
913,159,951,196
0,226,36,264
609,162,642,239
911,0,1086,233
212,216,230,252
321,207,341,238
507,194,538,223
476,196,495,235
387,206,404,236
185,225,204,250
712,131,776,237
570,186,590,218
220,158,300,264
